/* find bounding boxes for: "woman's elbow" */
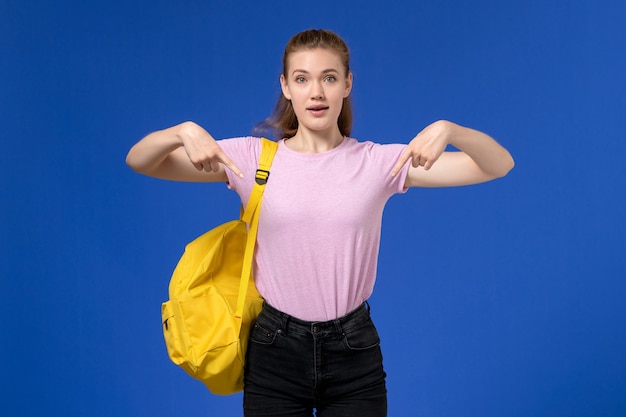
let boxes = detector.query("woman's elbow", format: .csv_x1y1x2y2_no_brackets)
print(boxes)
125,150,139,171
494,152,515,178
125,148,150,174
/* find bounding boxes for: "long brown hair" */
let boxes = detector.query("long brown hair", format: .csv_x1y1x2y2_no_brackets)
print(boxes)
254,29,353,139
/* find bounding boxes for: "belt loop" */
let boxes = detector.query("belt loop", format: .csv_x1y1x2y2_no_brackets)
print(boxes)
333,318,344,336
280,312,290,335
364,300,371,313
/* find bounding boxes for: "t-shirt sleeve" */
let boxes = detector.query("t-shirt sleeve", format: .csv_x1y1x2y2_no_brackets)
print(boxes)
369,142,411,195
216,136,262,203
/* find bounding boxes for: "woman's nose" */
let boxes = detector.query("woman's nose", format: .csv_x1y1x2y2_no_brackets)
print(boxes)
311,81,324,99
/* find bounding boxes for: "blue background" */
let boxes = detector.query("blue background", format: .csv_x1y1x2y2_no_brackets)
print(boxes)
2,0,625,416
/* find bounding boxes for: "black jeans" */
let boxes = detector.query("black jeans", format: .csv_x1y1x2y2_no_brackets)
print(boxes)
243,302,387,417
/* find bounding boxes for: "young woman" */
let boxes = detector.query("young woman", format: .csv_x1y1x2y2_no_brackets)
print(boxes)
127,29,513,417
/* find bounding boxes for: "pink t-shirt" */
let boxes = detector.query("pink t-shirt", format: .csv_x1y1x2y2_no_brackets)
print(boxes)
220,136,410,321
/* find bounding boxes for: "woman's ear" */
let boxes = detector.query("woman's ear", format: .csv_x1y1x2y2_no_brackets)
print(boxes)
280,74,291,100
344,72,353,98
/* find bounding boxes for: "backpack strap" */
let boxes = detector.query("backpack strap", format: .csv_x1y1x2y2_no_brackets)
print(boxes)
235,138,278,320
241,138,278,224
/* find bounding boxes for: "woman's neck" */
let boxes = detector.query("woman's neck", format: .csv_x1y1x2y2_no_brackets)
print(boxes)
284,127,344,154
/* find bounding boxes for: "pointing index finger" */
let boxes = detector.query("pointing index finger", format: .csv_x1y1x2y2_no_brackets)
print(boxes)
391,147,411,177
218,150,244,178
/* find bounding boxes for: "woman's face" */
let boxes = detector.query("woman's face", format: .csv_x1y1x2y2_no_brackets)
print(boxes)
280,48,352,138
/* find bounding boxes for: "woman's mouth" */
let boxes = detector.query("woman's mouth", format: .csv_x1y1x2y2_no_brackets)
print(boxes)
306,105,329,116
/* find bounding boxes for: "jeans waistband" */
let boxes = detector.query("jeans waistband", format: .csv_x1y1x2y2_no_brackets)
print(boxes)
260,302,372,336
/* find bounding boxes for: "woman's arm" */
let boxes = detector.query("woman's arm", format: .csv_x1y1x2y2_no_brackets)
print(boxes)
125,121,243,182
391,120,514,188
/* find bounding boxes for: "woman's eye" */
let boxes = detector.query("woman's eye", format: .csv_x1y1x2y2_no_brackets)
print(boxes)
296,76,306,83
325,76,336,82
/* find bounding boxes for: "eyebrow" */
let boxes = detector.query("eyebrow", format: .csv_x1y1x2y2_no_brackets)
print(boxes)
291,68,340,75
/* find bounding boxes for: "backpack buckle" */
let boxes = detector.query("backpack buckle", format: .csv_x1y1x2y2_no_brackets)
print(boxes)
255,169,270,185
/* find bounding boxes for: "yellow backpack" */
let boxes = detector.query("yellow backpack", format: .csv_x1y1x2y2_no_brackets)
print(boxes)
161,138,278,395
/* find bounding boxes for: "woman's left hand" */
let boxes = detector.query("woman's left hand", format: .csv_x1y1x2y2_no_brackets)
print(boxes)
391,120,451,176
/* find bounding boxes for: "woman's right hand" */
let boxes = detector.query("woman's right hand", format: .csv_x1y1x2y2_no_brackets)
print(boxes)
126,121,243,182
178,121,243,177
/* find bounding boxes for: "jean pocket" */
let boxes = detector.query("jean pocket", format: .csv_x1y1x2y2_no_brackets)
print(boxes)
249,322,278,346
343,320,381,351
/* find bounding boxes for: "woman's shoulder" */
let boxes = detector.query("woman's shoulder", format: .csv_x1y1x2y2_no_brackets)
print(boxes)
217,136,267,171
218,136,263,153
344,137,407,153
219,135,263,144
